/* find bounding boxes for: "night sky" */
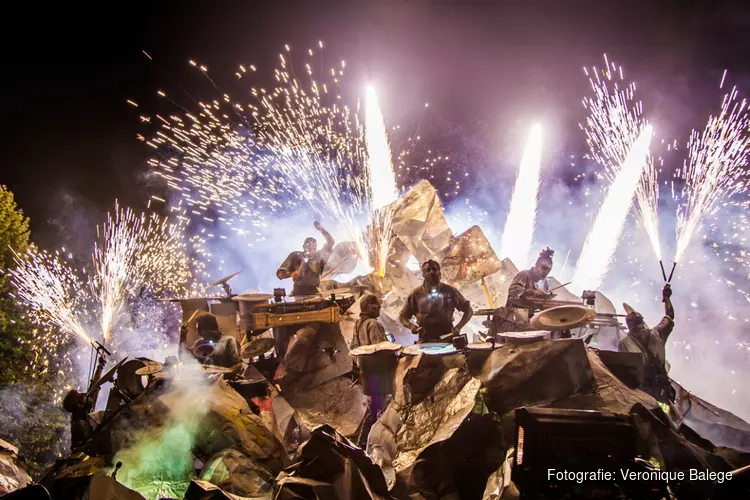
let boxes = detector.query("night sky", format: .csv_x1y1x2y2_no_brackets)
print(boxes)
2,0,749,248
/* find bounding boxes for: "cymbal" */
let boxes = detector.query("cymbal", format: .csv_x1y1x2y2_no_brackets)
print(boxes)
529,305,595,331
241,337,276,358
232,293,274,302
207,270,243,288
200,364,235,374
135,363,164,376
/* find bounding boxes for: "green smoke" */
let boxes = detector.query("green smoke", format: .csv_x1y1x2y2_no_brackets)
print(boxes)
115,419,198,500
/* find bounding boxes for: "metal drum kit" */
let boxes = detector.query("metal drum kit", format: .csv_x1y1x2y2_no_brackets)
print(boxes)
528,304,596,332
159,271,362,375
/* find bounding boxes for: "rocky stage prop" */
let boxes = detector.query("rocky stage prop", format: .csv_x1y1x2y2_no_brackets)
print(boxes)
440,225,502,289
274,323,353,390
274,424,390,500
0,439,32,494
672,380,750,453
388,180,453,264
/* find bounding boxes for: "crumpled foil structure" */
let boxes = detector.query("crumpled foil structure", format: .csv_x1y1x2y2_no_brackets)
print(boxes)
440,225,502,288
388,180,453,263
274,424,391,500
0,439,32,494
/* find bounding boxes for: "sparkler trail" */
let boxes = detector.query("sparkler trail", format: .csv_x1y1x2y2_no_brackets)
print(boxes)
139,44,372,263
10,248,92,345
253,48,369,259
674,86,750,263
499,124,542,269
365,85,399,275
572,125,653,293
583,55,662,260
90,203,197,341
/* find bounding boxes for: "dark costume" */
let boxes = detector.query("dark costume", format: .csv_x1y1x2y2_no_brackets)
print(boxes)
493,248,554,333
206,335,243,369
277,250,328,296
618,314,675,402
350,314,388,351
351,308,390,448
400,283,471,342
63,390,92,449
181,313,243,374
503,270,547,329
277,224,335,296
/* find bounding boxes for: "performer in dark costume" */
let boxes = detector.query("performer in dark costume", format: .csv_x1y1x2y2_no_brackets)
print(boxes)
619,283,676,402
180,312,243,375
350,294,391,448
276,221,335,296
399,260,473,342
495,247,555,332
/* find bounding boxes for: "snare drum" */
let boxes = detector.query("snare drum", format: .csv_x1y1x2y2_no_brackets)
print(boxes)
402,343,458,356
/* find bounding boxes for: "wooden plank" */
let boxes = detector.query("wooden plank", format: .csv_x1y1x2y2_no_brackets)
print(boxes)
251,307,341,329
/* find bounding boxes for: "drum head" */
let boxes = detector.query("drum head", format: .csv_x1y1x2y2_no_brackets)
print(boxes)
135,363,164,376
403,343,458,356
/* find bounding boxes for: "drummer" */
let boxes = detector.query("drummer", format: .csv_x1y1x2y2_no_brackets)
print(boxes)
399,260,473,343
275,221,335,296
350,294,392,448
180,312,243,376
497,247,555,331
350,294,388,354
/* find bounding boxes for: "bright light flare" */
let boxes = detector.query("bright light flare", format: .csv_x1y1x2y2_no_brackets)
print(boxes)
500,124,543,269
365,85,398,209
365,85,398,276
572,125,653,292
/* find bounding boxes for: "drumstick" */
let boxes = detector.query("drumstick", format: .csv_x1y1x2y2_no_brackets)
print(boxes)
548,281,572,293
183,309,200,327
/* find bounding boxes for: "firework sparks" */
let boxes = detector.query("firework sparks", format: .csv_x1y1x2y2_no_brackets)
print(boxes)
499,124,543,269
9,248,92,345
365,85,398,276
138,45,372,263
674,86,750,263
572,125,653,293
90,203,196,341
252,49,369,259
583,55,662,260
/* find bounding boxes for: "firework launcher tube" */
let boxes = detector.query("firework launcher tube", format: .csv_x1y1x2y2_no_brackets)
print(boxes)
667,262,677,283
659,261,667,282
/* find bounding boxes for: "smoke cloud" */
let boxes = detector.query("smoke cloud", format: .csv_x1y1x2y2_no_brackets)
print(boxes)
112,357,212,500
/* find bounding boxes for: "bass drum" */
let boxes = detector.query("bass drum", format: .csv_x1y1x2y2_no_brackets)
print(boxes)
117,358,160,399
